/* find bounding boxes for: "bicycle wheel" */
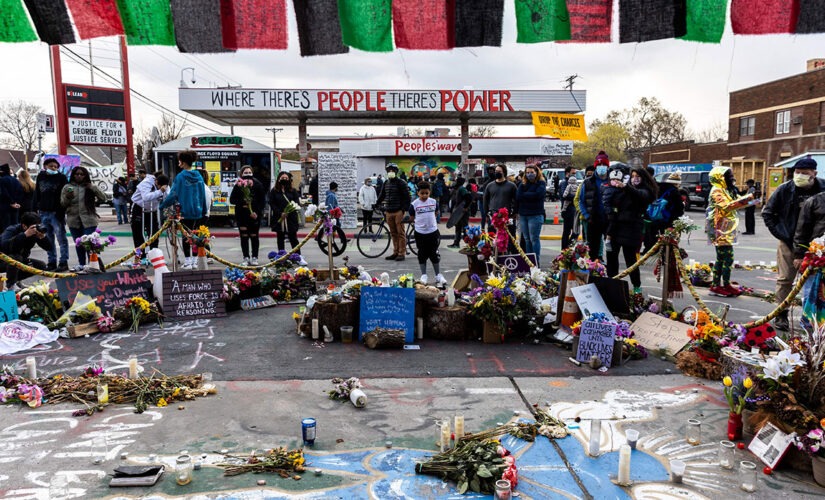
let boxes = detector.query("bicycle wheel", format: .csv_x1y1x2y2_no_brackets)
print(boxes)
406,224,418,256
357,223,391,258
317,226,348,257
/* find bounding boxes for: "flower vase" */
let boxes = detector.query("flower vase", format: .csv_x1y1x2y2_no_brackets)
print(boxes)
813,455,825,487
196,247,208,270
88,252,104,273
483,321,503,344
727,412,743,441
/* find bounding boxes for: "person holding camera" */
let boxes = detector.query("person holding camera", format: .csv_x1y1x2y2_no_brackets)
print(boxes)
0,212,52,289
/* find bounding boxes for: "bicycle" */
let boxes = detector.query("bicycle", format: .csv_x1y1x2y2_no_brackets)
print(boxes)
356,211,418,258
316,221,348,257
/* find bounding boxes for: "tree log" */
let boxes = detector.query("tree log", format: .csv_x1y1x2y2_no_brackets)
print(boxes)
424,306,469,340
309,298,358,341
415,286,439,318
363,328,405,349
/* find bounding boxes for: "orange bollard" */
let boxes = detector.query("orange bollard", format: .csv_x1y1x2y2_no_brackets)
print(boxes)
560,271,581,328
553,205,559,225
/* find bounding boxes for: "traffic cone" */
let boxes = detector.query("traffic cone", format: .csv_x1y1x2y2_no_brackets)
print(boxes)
560,271,581,328
553,205,559,225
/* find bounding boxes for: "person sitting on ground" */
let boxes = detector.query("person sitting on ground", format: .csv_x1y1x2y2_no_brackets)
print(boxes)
0,212,52,289
409,181,447,286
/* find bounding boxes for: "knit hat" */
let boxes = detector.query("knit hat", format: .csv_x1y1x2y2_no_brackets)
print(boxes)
594,151,609,167
665,171,682,184
793,156,817,170
0,164,9,175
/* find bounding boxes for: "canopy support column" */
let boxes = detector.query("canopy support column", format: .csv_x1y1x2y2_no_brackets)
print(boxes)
460,117,469,175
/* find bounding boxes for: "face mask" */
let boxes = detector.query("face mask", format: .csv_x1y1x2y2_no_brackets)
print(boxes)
794,173,814,188
243,174,253,179
630,177,641,186
280,178,290,184
494,172,503,180
526,173,537,181
387,172,396,179
596,166,608,176
44,168,57,174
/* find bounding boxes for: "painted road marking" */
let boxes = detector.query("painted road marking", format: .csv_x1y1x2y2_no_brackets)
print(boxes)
465,387,517,394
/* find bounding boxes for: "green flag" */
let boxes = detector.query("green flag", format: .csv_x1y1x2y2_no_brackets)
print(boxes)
0,0,38,42
681,0,727,43
514,0,572,43
338,0,393,52
115,0,176,45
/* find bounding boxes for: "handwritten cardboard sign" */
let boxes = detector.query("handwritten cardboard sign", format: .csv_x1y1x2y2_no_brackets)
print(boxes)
629,312,691,355
56,269,152,314
570,283,616,322
575,320,617,368
0,290,18,322
359,287,415,343
162,270,225,321
318,152,358,229
485,253,538,277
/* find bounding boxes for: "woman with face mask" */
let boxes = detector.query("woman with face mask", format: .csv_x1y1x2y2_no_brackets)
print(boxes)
230,165,266,266
706,166,756,297
516,166,547,265
268,172,301,253
60,166,107,270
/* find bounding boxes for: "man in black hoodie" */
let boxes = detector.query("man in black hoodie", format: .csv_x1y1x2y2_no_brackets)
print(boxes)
0,163,22,232
376,163,411,261
32,158,70,271
0,211,52,288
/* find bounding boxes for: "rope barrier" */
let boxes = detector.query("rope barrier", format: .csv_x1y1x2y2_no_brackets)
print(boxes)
103,219,172,269
612,240,662,280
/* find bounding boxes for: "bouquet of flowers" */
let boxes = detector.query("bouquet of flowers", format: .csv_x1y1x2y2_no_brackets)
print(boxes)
796,421,825,458
234,178,253,213
187,225,211,248
75,229,116,254
490,208,510,253
462,226,494,259
462,273,536,333
550,242,606,277
225,267,261,292
114,297,163,333
415,439,515,495
687,263,713,287
687,318,726,356
47,293,101,330
723,374,754,414
282,201,300,217
16,282,63,324
328,377,361,402
801,235,825,272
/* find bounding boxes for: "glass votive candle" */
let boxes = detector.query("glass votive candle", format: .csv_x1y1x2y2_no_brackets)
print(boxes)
434,420,443,449
739,461,757,492
96,382,108,404
625,429,639,450
494,479,511,500
718,440,735,469
176,454,193,485
588,419,601,457
670,459,686,483
686,419,701,445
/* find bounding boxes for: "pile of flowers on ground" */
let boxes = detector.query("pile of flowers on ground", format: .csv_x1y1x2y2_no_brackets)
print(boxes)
687,263,713,287
217,448,305,478
415,439,515,495
327,377,361,402
113,297,162,333
16,282,62,324
267,249,304,271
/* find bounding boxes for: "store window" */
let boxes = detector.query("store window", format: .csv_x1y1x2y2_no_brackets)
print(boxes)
776,110,790,135
739,116,755,137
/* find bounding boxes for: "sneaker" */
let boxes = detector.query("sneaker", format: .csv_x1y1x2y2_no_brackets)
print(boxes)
56,262,69,272
395,255,405,262
724,284,743,297
447,244,460,249
250,257,259,266
71,265,85,272
435,274,447,286
604,239,613,252
709,285,732,297
46,262,57,271
242,257,249,266
420,274,429,284
182,257,194,270
385,254,398,260
207,258,215,264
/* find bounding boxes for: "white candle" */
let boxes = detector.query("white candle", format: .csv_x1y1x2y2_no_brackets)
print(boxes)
440,421,451,452
323,325,333,343
25,356,36,379
311,319,319,340
618,444,631,485
588,419,601,457
128,356,139,379
349,388,367,408
454,414,464,441
446,288,455,306
416,318,424,340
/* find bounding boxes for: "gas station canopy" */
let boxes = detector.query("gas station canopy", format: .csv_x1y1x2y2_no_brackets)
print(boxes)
179,88,586,126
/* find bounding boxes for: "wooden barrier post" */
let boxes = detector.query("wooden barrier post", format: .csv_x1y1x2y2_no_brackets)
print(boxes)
555,269,568,327
327,232,334,278
661,244,671,311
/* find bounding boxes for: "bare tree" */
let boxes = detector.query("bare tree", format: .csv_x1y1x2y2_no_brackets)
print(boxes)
596,97,688,151
0,100,42,152
135,114,189,170
470,125,497,137
690,121,728,143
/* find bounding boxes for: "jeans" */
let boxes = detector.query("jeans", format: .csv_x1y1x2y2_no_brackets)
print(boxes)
113,199,128,224
776,241,796,305
520,214,544,265
39,211,69,266
69,225,97,265
561,204,576,250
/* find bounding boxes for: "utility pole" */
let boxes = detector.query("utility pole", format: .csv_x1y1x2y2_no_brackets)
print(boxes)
563,74,579,90
88,40,94,85
266,127,283,149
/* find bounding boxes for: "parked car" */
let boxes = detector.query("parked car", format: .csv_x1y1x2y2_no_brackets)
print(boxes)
655,171,709,211
543,168,583,201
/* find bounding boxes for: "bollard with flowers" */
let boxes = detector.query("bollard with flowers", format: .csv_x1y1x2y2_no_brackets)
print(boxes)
187,225,212,270
75,230,116,272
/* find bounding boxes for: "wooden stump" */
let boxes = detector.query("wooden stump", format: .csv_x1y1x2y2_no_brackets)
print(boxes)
425,306,468,340
415,286,439,318
309,298,359,341
363,328,405,349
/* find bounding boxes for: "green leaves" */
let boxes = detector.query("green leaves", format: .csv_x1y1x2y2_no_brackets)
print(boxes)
457,480,468,494
476,464,493,478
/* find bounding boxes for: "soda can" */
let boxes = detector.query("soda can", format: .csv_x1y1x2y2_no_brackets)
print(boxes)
302,418,316,446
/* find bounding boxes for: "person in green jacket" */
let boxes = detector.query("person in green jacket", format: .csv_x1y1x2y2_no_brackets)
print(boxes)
60,166,107,271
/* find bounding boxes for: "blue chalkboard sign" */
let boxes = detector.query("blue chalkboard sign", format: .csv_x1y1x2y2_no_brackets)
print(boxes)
359,287,415,343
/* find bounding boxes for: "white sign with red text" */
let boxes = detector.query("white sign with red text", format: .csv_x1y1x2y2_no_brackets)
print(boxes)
339,137,573,157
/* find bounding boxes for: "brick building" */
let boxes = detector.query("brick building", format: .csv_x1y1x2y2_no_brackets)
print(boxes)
644,62,825,170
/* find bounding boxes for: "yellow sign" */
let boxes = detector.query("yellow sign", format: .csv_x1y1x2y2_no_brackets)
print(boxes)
531,112,587,141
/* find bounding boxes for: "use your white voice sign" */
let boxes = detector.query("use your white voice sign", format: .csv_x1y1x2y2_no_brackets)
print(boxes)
68,118,127,146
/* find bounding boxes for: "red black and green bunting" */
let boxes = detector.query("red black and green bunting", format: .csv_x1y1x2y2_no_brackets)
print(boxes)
292,0,349,56
170,0,231,53
796,0,825,34
65,0,124,40
455,0,504,47
680,0,727,43
23,0,76,45
393,0,455,50
0,0,38,43
338,0,393,52
564,0,613,43
220,0,287,50
115,0,176,46
514,0,572,43
730,0,800,34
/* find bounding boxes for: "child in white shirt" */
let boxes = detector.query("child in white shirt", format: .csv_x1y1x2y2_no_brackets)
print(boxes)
409,181,446,286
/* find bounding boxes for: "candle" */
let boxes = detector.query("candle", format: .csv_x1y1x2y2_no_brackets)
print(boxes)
718,440,735,469
446,288,455,306
625,429,639,450
617,444,631,486
686,419,701,445
440,420,451,452
739,461,757,492
96,383,108,404
25,356,36,379
454,414,464,441
670,459,685,483
128,356,139,379
311,319,319,340
323,325,333,343
416,317,424,340
588,419,601,457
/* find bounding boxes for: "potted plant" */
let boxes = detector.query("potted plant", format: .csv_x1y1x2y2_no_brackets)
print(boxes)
722,374,755,440
460,225,493,276
796,422,825,486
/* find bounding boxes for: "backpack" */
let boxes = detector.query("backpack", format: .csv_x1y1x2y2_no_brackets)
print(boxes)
646,188,673,222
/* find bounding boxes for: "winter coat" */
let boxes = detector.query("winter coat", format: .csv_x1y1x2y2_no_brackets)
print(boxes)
579,175,607,221
159,169,207,220
0,223,52,259
763,178,825,248
229,177,266,217
325,190,339,210
376,177,411,212
794,192,825,256
358,184,377,210
516,180,546,217
0,174,22,212
268,188,300,233
706,166,753,247
606,183,655,246
33,170,68,214
60,182,106,228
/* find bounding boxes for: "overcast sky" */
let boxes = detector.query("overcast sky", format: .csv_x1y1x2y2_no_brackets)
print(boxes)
1,1,824,150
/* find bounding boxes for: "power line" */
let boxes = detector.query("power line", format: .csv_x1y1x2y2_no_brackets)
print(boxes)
185,53,240,87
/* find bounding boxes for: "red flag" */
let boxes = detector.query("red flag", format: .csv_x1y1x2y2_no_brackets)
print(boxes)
65,0,124,40
220,0,288,49
731,0,799,34
393,0,454,50
565,0,613,42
